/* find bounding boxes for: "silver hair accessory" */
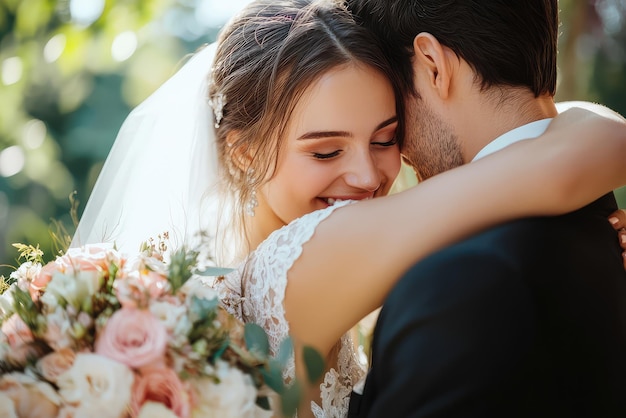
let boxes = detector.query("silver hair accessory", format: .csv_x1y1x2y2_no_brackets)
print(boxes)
245,168,258,217
208,92,226,128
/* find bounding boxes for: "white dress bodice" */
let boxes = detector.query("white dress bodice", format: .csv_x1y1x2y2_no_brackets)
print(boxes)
213,202,366,417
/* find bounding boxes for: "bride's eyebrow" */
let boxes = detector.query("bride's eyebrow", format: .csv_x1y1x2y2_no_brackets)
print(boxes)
296,116,398,141
373,116,398,131
297,130,353,140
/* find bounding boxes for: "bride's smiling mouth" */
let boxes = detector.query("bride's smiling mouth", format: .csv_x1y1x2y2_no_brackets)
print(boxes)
320,195,374,206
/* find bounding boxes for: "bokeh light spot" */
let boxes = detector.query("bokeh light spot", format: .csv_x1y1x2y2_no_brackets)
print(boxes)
44,34,67,63
70,0,105,27
2,57,23,85
0,146,26,177
22,120,47,150
112,31,138,62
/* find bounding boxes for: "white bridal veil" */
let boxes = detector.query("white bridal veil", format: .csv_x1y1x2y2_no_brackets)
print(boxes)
71,43,225,255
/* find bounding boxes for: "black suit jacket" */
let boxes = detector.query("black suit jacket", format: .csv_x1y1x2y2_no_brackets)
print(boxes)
349,193,626,418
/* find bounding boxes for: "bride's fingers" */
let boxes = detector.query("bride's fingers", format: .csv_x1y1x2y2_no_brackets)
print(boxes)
609,209,626,230
619,228,626,267
609,210,626,269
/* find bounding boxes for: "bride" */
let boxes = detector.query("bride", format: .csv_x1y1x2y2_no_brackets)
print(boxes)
72,0,626,416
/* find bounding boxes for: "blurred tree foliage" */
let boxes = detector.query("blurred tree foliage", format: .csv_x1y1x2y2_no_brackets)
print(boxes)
0,0,220,274
557,0,626,206
0,0,625,274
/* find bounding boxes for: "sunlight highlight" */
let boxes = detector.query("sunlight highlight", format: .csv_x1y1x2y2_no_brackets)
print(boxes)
0,146,25,177
22,120,47,150
2,57,23,85
44,34,67,63
70,0,105,27
111,31,138,62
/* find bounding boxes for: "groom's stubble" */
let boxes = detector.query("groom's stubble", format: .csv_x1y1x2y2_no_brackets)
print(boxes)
402,92,464,181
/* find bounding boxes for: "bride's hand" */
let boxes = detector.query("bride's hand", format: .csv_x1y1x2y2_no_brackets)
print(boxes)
609,209,626,269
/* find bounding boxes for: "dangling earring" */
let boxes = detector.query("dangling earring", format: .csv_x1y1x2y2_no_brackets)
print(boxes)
245,168,258,217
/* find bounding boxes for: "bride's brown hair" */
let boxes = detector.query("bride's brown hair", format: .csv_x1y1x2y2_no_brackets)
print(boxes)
209,0,404,257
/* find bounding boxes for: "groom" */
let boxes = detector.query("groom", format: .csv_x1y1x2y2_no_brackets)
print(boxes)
346,0,626,416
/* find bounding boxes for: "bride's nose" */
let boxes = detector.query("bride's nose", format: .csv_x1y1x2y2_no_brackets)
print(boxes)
344,150,381,192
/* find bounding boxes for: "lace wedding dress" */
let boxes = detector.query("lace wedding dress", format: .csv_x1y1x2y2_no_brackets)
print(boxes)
213,201,366,417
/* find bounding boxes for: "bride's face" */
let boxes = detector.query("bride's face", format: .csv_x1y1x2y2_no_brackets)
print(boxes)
257,63,401,231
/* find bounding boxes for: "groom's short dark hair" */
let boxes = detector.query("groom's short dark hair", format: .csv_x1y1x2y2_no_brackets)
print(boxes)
347,0,558,98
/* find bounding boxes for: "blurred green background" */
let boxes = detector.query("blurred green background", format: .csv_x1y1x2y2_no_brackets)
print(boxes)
1,0,625,273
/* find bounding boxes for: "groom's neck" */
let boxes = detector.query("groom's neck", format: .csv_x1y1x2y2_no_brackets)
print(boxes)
460,90,558,163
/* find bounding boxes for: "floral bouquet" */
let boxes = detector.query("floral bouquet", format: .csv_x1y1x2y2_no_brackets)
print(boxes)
0,240,291,418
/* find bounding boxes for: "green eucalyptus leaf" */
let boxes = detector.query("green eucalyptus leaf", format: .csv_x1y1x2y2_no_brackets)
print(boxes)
276,336,294,368
195,266,235,277
212,340,229,361
260,359,285,394
303,345,325,384
189,295,219,323
244,323,269,357
280,380,302,418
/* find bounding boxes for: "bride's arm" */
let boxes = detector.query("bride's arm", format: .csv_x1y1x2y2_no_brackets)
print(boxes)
285,106,626,354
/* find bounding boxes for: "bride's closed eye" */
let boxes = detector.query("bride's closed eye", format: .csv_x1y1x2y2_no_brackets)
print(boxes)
313,150,342,160
370,119,399,148
371,137,398,147
310,136,397,159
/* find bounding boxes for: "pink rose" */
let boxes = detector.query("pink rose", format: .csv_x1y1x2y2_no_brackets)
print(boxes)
95,308,167,368
60,245,123,276
37,348,76,383
1,314,34,348
0,373,60,418
30,261,58,300
131,366,190,418
61,251,105,273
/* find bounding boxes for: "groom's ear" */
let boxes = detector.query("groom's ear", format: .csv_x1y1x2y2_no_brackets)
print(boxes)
412,33,456,100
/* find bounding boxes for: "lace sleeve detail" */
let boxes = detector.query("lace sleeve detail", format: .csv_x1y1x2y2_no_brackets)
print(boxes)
218,201,365,417
241,201,353,359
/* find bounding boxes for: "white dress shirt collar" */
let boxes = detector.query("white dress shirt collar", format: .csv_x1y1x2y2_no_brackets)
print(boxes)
471,118,553,162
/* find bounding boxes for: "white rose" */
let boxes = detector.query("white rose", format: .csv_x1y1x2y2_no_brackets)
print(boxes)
191,360,270,418
150,300,187,333
137,401,178,418
56,353,134,418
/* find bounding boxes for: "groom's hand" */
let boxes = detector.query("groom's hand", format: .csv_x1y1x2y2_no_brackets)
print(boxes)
609,209,626,269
